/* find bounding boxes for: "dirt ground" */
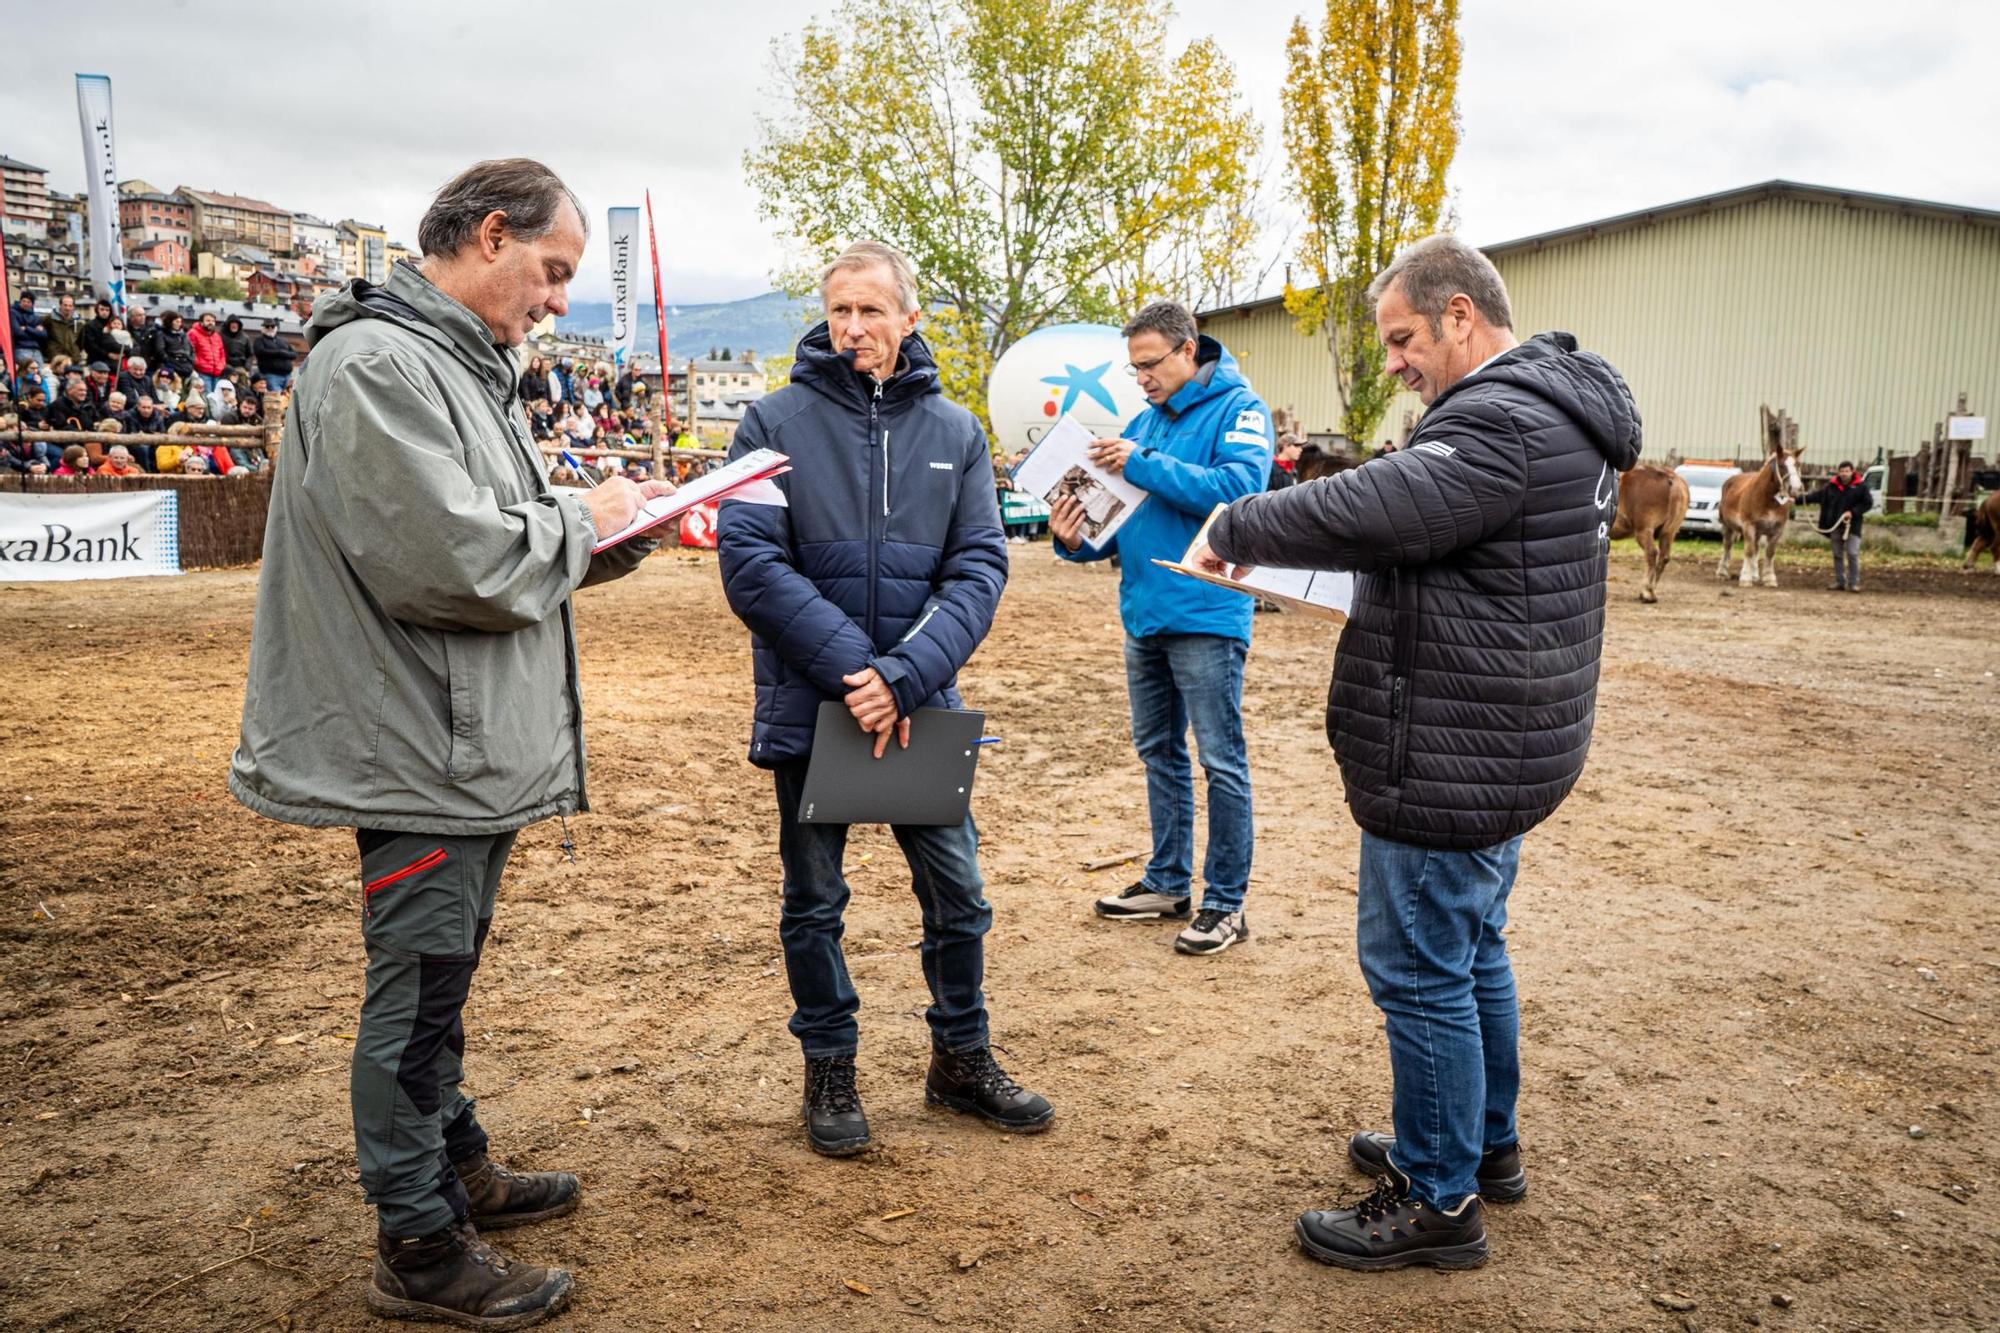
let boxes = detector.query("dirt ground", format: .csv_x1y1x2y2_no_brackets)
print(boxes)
1,541,1995,1333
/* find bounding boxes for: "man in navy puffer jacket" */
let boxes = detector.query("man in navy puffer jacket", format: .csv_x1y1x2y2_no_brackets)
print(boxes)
718,241,1053,1158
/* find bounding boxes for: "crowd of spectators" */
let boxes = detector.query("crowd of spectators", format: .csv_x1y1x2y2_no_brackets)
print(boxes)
4,291,295,477
520,353,668,456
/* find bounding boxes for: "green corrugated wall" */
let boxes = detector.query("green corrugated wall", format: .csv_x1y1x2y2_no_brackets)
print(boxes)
1201,192,2000,466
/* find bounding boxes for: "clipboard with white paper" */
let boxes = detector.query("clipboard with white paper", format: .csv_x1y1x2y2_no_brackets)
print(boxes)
1151,503,1352,624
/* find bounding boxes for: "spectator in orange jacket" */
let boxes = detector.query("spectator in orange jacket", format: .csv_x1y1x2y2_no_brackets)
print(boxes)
96,444,144,477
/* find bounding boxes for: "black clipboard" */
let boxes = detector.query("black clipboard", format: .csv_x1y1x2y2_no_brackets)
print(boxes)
797,702,986,825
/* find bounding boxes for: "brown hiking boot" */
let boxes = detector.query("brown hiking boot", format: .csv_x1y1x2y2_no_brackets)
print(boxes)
452,1152,581,1230
367,1220,571,1329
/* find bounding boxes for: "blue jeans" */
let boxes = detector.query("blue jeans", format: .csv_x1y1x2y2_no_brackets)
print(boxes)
1356,830,1524,1210
1124,633,1253,911
772,760,992,1057
199,372,222,393
263,371,291,392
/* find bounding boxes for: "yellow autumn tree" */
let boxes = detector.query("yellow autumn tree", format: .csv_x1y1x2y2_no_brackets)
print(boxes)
745,0,1261,434
1281,0,1460,442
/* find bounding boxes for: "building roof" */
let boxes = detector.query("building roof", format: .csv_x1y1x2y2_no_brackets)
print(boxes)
177,186,289,216
129,237,183,256
1196,179,2000,321
292,211,333,227
0,154,49,174
1482,179,2000,255
121,190,186,205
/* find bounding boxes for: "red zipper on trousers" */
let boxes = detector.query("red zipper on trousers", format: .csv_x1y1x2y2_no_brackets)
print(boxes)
364,848,448,916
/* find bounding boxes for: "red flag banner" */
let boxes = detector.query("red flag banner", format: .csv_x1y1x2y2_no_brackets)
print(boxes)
645,190,671,432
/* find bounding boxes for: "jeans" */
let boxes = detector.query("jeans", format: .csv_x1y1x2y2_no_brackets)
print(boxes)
1833,532,1861,588
263,371,291,392
1123,633,1253,911
198,372,221,393
352,829,513,1237
772,760,992,1057
1355,830,1524,1211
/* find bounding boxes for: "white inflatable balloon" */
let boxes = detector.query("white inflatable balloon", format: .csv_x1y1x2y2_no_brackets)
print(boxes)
986,323,1152,454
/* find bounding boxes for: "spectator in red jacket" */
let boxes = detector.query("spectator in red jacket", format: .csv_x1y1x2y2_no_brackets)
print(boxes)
189,312,228,391
55,445,92,476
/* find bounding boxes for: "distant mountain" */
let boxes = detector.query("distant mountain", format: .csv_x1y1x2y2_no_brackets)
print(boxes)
559,290,818,362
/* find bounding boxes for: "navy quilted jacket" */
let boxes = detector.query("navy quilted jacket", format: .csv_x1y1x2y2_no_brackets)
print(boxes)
717,323,1007,768
1207,332,1642,850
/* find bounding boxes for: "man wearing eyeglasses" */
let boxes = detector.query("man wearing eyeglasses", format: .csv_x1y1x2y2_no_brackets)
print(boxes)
1050,300,1271,956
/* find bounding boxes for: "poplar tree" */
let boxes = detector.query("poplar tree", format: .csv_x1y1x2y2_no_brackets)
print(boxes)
1281,0,1460,442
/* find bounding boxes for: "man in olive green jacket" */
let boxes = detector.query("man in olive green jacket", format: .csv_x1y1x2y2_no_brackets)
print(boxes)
230,159,670,1330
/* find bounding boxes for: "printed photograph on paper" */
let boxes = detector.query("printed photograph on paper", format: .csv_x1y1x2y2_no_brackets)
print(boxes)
1045,465,1127,542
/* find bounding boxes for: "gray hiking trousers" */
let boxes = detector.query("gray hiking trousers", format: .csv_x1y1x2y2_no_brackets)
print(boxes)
352,829,516,1237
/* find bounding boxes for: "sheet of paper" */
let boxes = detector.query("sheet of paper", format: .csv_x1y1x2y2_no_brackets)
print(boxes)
1009,413,1148,549
589,448,790,552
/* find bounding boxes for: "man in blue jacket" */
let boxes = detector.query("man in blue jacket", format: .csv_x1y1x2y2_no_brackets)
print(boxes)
718,241,1052,1158
1053,301,1272,957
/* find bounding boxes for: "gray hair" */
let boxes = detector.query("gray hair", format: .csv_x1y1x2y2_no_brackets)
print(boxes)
1122,300,1198,349
1366,234,1513,334
820,241,920,314
418,158,588,260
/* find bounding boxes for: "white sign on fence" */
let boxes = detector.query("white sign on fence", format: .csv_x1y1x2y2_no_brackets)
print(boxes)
1946,415,1986,441
0,491,181,581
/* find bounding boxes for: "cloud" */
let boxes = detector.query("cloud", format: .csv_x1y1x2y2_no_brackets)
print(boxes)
6,0,1996,307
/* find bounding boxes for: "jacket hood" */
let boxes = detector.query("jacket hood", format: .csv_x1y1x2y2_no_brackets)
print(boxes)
1161,334,1249,419
1462,332,1641,469
224,317,243,331
306,261,518,401
789,320,942,411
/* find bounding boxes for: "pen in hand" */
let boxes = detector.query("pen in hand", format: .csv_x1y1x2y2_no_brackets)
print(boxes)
559,450,597,487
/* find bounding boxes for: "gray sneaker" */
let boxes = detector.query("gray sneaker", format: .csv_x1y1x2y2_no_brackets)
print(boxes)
1094,882,1191,921
1175,908,1248,955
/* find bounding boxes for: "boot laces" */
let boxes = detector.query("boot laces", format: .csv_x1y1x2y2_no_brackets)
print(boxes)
807,1058,861,1114
1349,1178,1409,1225
958,1047,1022,1098
452,1222,511,1274
1190,907,1232,933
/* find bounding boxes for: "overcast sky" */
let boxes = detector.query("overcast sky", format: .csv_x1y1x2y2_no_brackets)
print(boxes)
4,0,1996,307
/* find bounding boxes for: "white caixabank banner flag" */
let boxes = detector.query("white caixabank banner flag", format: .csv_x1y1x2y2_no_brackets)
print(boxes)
0,491,181,580
606,206,639,374
75,73,128,310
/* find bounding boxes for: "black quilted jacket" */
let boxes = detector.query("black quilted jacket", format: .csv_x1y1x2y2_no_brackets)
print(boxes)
1207,332,1642,850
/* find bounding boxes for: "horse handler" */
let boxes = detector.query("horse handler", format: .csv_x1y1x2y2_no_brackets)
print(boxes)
1190,235,1641,1271
1802,460,1873,592
230,159,673,1329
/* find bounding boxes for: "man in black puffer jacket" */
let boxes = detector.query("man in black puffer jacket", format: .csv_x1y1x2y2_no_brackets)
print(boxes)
718,241,1051,1160
1200,235,1641,1273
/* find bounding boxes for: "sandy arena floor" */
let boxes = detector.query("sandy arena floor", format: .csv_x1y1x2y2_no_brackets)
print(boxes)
1,542,1995,1332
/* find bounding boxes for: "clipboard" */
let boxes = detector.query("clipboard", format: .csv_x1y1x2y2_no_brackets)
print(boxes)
797,703,987,825
1152,503,1353,624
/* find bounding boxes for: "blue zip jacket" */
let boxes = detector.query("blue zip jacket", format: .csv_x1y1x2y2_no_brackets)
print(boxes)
1055,334,1272,640
717,322,1007,768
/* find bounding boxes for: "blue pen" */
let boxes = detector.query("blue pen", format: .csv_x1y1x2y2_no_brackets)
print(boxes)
975,737,1002,745
558,450,597,486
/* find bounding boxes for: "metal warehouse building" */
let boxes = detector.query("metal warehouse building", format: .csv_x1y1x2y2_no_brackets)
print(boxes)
1198,181,2000,467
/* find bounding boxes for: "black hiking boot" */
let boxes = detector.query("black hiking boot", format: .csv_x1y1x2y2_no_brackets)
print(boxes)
1347,1130,1528,1203
1296,1161,1488,1272
367,1220,571,1329
803,1054,871,1157
925,1046,1054,1132
453,1152,581,1230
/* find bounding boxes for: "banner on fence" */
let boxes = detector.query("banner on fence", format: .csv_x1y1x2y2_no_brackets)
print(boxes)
0,491,180,580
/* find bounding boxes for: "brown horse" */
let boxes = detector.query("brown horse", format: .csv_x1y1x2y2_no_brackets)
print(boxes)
1965,491,2000,574
1718,439,1804,587
1610,465,1690,603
